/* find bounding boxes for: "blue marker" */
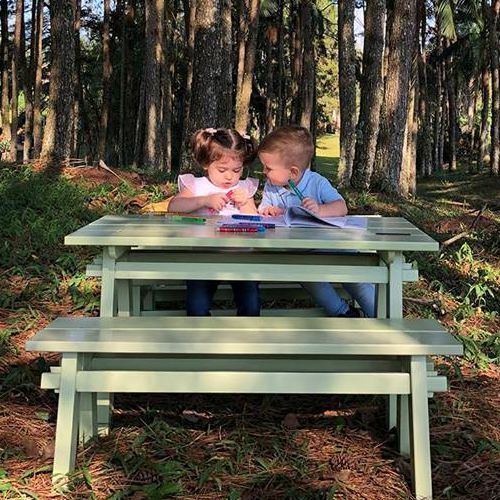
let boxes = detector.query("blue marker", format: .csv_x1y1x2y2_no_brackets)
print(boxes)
232,214,262,221
288,180,305,201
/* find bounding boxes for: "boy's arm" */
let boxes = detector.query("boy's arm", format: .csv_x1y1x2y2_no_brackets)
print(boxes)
258,185,285,216
302,197,347,217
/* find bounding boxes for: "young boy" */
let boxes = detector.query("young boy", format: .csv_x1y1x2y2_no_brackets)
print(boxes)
258,125,375,318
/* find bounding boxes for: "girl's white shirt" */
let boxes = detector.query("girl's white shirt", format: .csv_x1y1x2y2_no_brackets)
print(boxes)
178,174,259,216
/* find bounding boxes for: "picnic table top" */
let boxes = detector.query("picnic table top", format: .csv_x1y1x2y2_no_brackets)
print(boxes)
64,215,439,252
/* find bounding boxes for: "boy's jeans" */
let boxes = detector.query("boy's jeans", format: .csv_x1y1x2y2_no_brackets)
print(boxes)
301,282,376,317
186,280,261,316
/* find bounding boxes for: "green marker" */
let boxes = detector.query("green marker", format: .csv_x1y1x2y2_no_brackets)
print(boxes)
288,179,305,201
170,215,206,224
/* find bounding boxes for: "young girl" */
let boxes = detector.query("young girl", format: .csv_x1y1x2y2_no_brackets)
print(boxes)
168,127,261,316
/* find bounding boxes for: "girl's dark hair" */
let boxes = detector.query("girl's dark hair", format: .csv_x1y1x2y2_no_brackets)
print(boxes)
191,128,257,168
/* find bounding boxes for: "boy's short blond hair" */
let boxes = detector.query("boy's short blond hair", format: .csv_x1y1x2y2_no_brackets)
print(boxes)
258,125,314,170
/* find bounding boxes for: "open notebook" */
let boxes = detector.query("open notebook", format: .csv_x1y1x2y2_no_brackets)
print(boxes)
265,206,368,229
220,207,368,229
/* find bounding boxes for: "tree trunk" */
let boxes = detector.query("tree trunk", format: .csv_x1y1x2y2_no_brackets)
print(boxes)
218,0,232,127
479,62,490,170
432,13,443,172
162,4,173,173
142,0,165,170
41,0,76,162
276,0,285,126
265,24,274,134
0,0,10,143
290,0,302,122
439,87,447,170
72,0,81,157
337,0,356,187
445,41,457,172
299,0,314,130
400,19,419,196
373,0,417,194
417,0,432,177
236,0,248,114
182,0,223,172
118,0,127,167
10,0,24,162
97,0,112,160
487,0,500,175
23,0,36,162
32,0,43,157
351,0,385,190
235,0,259,133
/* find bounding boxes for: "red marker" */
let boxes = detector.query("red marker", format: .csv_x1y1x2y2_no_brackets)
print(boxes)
226,190,234,199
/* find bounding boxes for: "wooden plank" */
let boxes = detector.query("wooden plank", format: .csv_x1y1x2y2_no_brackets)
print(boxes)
26,318,463,356
75,371,411,395
65,216,439,252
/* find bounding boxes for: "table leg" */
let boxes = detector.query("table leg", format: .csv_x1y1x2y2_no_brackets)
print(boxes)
53,353,80,487
409,355,433,499
117,280,131,317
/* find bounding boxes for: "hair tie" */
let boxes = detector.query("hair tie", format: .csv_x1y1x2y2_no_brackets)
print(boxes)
242,134,250,139
205,127,217,135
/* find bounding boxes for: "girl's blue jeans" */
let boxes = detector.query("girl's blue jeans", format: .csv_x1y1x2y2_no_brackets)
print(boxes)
186,280,261,316
301,282,376,317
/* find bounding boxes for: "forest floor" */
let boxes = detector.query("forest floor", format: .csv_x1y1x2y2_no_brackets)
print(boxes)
0,140,499,499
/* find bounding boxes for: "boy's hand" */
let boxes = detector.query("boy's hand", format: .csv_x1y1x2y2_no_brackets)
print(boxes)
259,206,285,216
301,197,319,214
205,193,229,211
227,188,248,208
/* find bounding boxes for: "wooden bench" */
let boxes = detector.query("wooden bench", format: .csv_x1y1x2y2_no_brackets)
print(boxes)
27,316,462,498
85,250,419,315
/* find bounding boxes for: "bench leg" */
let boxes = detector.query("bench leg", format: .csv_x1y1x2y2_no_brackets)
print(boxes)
387,395,398,429
97,393,112,436
79,355,96,444
409,355,433,499
53,353,80,487
398,394,410,456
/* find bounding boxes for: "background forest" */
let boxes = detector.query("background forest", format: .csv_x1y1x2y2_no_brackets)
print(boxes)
1,0,500,195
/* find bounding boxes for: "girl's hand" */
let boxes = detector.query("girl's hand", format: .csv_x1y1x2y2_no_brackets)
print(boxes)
205,193,229,211
301,197,319,214
227,188,248,208
259,206,285,216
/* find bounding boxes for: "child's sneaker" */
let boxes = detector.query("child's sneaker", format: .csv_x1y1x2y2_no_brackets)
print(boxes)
338,306,360,318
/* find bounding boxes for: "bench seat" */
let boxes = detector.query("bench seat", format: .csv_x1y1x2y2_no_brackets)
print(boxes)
27,316,461,498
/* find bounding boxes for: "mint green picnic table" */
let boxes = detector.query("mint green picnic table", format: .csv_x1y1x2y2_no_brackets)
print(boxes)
46,214,447,498
66,214,439,441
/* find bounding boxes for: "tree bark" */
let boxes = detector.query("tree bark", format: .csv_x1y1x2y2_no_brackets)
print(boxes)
72,0,81,157
373,0,417,194
118,0,127,167
142,0,165,170
182,0,223,172
10,0,24,161
0,0,10,143
479,62,490,170
41,0,76,162
32,0,43,157
351,0,385,190
445,41,457,172
236,0,248,115
23,0,36,161
235,0,259,133
218,0,232,127
487,0,500,175
337,0,356,187
290,0,302,122
276,0,285,126
299,0,314,131
97,0,112,160
265,24,274,134
162,4,173,172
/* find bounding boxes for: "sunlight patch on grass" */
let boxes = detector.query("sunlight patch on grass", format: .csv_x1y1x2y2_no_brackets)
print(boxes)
315,134,339,182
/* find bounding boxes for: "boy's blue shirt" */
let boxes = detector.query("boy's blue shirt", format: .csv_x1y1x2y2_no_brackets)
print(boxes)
259,169,344,209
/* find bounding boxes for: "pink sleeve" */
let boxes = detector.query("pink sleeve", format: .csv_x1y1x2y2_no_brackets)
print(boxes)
178,174,196,194
242,177,259,198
